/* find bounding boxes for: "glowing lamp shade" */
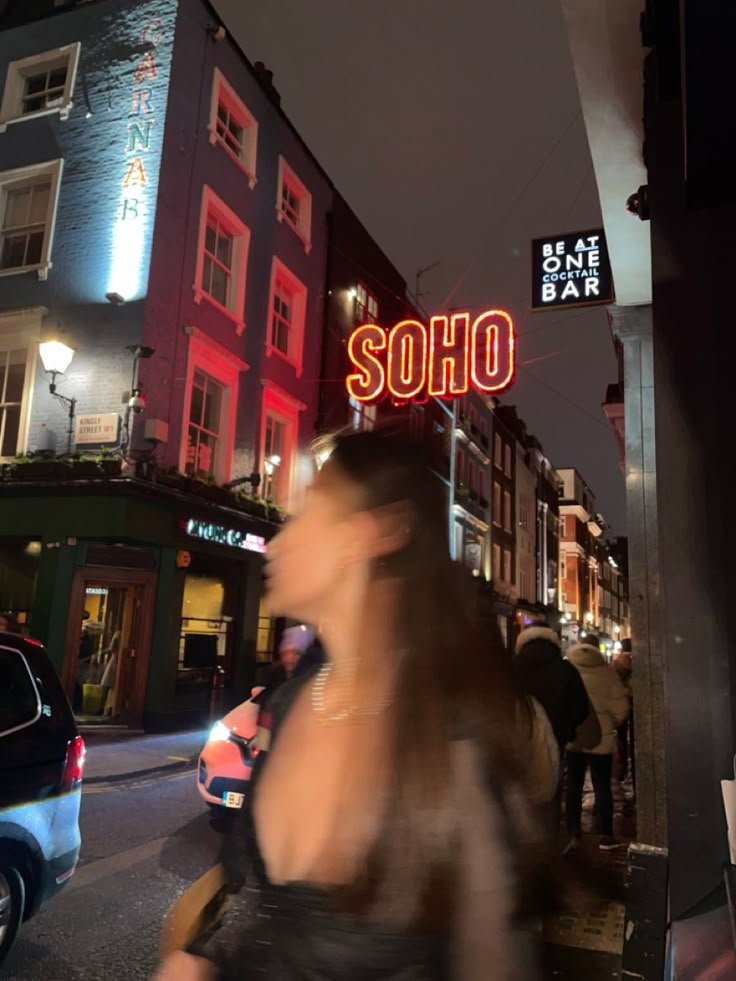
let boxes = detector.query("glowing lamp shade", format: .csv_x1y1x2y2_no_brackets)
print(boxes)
40,340,75,375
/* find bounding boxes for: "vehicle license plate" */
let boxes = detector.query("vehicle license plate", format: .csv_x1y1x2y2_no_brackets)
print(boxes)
223,791,245,809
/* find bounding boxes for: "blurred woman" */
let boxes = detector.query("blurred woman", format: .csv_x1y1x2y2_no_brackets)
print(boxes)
155,431,542,981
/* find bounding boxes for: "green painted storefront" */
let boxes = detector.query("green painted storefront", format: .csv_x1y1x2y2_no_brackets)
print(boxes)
0,479,278,731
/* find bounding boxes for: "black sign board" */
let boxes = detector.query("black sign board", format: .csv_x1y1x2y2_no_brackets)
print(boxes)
531,229,613,311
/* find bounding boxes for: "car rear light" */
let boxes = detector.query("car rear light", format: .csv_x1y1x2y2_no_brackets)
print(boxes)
25,637,44,648
61,736,86,792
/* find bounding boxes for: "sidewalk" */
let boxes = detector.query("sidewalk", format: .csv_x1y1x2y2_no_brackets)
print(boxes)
540,771,635,979
82,729,208,784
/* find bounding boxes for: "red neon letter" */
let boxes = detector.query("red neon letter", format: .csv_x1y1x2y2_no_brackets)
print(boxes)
387,320,427,403
470,309,515,393
346,324,386,402
428,313,470,397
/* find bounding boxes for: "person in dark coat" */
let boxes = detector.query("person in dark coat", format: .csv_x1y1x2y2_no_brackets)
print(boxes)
514,623,594,837
513,625,590,748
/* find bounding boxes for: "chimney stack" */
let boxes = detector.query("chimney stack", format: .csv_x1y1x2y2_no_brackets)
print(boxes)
253,60,281,107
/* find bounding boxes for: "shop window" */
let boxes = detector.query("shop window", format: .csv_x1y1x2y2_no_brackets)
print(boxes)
266,257,307,374
193,186,250,330
178,574,229,690
180,329,245,485
0,159,63,278
256,596,275,663
0,43,80,126
75,583,133,719
348,395,376,432
0,539,41,627
354,283,378,325
208,68,258,185
277,155,312,252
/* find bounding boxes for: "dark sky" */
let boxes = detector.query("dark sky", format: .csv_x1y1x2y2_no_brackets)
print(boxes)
214,0,626,532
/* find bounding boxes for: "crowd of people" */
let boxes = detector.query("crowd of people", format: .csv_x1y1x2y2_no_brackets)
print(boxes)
152,429,634,981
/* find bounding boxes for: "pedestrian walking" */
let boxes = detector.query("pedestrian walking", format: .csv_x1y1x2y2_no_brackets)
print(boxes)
564,633,630,852
265,624,314,689
613,639,634,785
154,430,546,981
514,624,591,749
514,624,597,834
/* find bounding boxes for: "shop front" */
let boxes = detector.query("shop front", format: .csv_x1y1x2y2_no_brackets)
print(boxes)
0,479,279,731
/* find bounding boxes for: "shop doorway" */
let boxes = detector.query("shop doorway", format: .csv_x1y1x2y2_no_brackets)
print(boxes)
63,568,156,726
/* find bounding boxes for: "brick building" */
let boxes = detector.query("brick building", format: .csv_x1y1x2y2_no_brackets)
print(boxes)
0,0,331,729
557,467,605,644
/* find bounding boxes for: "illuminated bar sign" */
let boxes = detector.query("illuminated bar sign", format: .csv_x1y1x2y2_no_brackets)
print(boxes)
346,309,515,404
531,229,613,310
181,519,266,554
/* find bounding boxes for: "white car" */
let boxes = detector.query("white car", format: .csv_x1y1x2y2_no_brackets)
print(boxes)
197,688,263,810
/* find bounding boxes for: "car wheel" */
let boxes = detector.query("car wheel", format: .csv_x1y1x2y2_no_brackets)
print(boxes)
0,864,25,968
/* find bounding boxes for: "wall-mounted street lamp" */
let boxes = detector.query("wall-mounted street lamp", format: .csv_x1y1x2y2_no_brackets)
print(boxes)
39,340,76,454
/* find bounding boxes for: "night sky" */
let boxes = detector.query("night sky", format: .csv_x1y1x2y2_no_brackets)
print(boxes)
214,0,627,533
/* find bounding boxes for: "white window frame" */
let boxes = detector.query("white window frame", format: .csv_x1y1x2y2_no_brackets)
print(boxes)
260,380,306,511
193,186,250,332
354,282,379,324
348,395,376,432
0,307,42,461
0,43,80,129
0,159,63,281
276,155,312,253
179,328,248,484
265,257,307,376
208,68,258,188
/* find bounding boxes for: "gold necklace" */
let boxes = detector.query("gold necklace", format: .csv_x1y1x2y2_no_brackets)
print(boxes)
311,662,392,726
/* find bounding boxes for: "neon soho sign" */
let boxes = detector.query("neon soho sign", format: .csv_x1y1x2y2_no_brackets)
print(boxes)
182,519,266,554
346,310,515,404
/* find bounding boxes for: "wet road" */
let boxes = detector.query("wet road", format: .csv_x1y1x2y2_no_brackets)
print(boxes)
4,768,221,981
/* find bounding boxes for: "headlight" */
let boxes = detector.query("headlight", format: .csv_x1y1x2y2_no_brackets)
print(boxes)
208,720,231,743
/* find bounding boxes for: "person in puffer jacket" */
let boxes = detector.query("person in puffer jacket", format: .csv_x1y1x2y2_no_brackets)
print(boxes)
564,635,630,852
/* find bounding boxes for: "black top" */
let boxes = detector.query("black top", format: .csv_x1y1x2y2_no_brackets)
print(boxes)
197,666,450,981
513,639,590,746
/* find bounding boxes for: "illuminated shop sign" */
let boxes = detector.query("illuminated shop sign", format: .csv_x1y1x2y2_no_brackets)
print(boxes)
346,309,515,404
181,519,266,554
108,16,168,301
531,230,613,310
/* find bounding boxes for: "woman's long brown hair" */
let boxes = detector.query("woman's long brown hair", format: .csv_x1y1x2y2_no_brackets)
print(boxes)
328,429,534,930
